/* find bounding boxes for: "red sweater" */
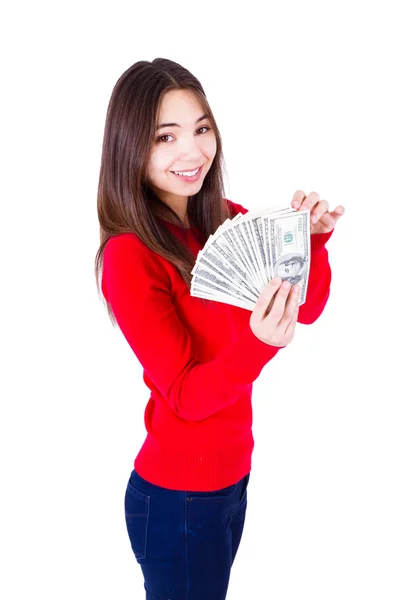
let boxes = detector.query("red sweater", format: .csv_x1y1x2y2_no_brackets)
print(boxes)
101,199,333,491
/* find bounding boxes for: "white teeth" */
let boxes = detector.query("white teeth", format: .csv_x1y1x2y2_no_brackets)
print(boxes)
174,167,200,177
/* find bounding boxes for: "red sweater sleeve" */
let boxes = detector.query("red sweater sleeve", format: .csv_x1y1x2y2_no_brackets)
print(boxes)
102,235,283,422
298,230,334,324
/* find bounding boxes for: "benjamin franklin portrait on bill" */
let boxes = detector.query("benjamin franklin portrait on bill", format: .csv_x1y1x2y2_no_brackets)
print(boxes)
274,253,307,285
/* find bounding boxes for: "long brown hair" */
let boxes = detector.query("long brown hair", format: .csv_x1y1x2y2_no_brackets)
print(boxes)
95,57,233,326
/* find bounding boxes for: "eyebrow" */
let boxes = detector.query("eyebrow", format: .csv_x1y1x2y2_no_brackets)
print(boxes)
156,113,209,131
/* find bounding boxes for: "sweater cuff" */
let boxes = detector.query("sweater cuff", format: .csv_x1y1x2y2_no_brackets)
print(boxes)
311,229,334,253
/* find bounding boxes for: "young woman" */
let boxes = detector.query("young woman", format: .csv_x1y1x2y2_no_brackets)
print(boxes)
95,58,344,600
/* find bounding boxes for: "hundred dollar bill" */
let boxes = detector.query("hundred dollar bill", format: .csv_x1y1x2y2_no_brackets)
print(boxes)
229,206,299,284
191,266,259,304
191,245,260,301
261,209,310,304
191,285,255,311
204,228,261,293
190,203,311,309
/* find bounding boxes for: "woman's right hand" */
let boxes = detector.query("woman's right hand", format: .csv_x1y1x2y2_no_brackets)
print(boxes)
250,278,300,347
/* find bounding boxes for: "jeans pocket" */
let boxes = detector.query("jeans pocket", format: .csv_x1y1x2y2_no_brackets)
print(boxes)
231,472,250,516
187,482,237,502
124,478,150,561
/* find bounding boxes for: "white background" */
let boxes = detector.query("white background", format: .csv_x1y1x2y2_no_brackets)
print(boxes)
2,1,399,598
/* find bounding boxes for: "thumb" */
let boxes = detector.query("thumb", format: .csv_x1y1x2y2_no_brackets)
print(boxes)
252,278,282,319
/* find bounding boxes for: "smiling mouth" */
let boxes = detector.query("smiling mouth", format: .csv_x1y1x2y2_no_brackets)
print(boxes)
170,165,202,175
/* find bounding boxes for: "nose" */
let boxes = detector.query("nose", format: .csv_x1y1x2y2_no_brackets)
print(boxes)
177,136,204,161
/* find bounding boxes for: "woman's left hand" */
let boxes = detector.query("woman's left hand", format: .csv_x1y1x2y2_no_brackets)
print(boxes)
291,190,345,235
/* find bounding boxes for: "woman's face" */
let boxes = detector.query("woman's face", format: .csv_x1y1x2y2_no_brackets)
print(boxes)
146,89,217,212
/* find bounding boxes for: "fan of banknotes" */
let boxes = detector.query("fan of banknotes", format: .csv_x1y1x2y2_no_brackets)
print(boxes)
190,204,311,311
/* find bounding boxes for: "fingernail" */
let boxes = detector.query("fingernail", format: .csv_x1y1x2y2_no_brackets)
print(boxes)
282,280,290,289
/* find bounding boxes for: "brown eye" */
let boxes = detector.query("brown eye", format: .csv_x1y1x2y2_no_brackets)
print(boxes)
156,134,173,143
156,126,211,143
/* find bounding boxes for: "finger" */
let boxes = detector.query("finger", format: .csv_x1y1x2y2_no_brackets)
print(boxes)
310,199,329,224
252,277,283,320
278,284,300,329
284,305,299,338
266,281,292,324
291,190,306,209
298,191,320,212
317,207,344,229
332,205,345,218
329,206,345,225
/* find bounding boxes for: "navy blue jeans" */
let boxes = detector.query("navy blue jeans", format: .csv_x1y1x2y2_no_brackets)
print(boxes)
124,468,251,599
